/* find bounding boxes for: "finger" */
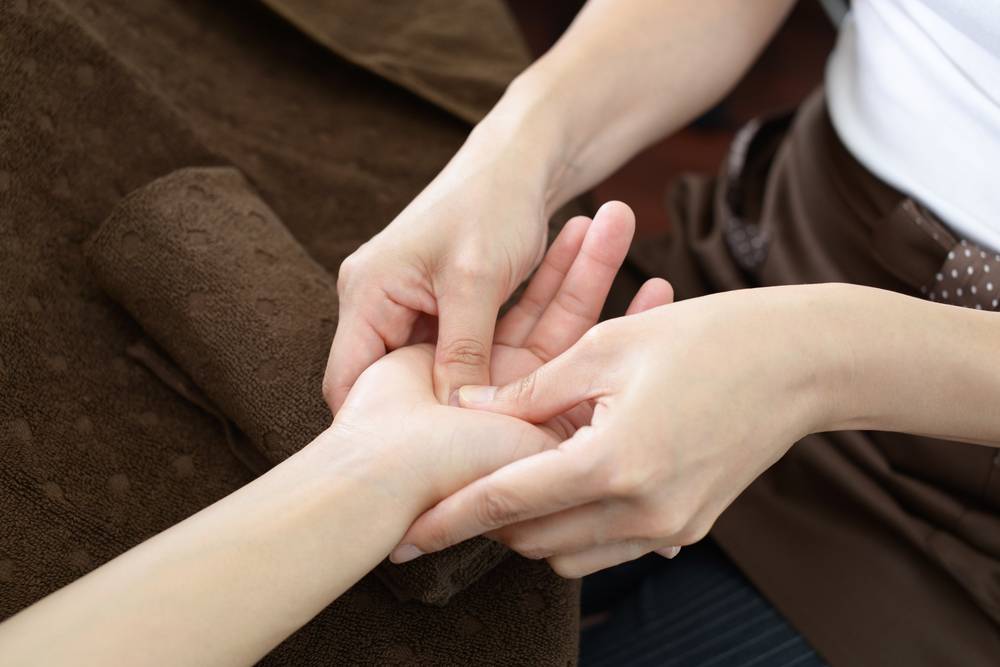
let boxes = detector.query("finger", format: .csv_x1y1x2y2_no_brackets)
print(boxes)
523,201,635,360
489,499,634,558
625,278,674,316
437,411,561,490
323,315,387,414
548,538,678,579
492,499,683,560
324,297,420,413
495,216,591,347
433,290,501,402
456,338,607,423
392,434,603,561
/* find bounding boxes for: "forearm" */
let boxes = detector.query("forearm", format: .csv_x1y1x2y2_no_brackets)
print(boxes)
0,428,414,666
811,283,1000,446
468,0,795,214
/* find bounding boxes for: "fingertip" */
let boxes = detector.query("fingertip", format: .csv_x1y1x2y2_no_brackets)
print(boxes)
626,278,674,315
456,384,498,407
563,215,593,235
593,200,636,233
656,546,681,559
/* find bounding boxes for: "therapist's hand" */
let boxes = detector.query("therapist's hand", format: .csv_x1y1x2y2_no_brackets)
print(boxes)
323,138,556,412
336,202,673,513
397,286,836,576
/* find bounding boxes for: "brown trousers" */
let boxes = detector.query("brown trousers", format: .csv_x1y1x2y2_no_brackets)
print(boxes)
615,90,1000,666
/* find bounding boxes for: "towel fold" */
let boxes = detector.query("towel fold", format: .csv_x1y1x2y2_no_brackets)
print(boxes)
85,166,508,605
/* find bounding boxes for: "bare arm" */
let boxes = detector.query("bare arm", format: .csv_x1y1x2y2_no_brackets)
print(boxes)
0,431,415,666
399,284,1000,576
484,0,798,214
818,284,1000,446
0,202,657,665
325,0,797,408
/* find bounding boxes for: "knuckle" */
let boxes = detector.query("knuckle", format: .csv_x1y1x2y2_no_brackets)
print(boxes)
606,467,648,498
440,337,489,368
510,538,550,561
421,520,455,553
336,252,364,290
648,508,686,540
477,487,521,528
579,320,614,351
503,371,538,405
572,448,606,487
553,287,591,319
448,244,499,286
451,258,491,284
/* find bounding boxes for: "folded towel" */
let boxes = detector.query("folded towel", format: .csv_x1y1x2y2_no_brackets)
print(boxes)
85,166,508,605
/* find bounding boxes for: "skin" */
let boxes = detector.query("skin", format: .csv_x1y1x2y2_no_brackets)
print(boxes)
397,284,1000,576
0,204,670,665
329,0,1000,575
324,0,798,408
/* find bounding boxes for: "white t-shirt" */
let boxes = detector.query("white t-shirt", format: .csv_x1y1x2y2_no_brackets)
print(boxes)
825,0,1000,251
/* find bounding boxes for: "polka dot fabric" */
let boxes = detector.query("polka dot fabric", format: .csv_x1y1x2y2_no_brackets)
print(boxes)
926,240,1000,310
618,95,1000,664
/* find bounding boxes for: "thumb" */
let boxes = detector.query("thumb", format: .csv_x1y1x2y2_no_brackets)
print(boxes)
457,339,606,423
433,292,501,403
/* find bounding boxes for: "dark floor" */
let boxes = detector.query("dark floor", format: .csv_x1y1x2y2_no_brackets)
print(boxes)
507,1,836,239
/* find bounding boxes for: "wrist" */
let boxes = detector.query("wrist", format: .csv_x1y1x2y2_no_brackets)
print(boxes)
305,425,426,525
766,284,863,437
788,283,906,435
464,67,576,216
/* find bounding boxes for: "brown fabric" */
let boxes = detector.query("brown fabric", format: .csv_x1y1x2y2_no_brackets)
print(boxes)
617,90,1000,665
84,166,510,606
1,0,579,663
261,0,529,125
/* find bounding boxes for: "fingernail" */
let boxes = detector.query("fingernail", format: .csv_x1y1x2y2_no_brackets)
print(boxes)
448,390,461,407
458,385,497,406
390,544,424,564
656,546,681,559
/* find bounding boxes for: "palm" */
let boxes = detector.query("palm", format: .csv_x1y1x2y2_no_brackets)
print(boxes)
489,344,593,440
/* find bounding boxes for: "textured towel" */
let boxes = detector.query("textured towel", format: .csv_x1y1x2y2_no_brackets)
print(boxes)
85,166,509,605
1,0,580,663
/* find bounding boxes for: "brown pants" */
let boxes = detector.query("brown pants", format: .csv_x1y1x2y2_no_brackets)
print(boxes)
614,90,1000,666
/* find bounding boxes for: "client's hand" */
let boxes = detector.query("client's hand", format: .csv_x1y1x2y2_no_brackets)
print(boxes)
333,203,673,526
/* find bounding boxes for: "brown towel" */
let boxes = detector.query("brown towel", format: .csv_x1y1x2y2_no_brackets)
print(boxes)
84,166,509,605
3,0,580,662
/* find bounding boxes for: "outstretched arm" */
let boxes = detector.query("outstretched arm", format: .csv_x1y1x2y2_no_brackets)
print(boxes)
501,0,797,211
0,202,669,666
0,428,426,666
400,283,1000,576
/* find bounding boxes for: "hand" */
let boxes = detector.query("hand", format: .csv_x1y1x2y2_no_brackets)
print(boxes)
397,286,833,576
333,202,674,518
324,129,554,412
